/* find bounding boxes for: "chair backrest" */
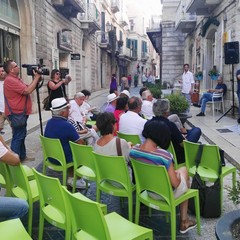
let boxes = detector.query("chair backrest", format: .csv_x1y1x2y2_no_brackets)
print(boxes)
131,158,174,204
117,131,141,145
0,162,12,195
62,187,110,240
92,151,131,190
40,135,66,167
69,141,95,171
183,140,221,173
8,164,32,200
32,168,69,222
212,92,223,101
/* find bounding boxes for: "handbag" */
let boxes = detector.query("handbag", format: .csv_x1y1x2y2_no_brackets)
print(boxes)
42,95,50,110
5,96,28,128
189,144,221,218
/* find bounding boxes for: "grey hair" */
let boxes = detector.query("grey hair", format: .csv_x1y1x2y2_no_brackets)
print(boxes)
52,108,67,116
153,99,170,116
142,90,151,100
74,92,85,99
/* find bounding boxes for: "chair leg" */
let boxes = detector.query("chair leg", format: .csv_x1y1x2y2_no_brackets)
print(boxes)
38,211,44,240
63,170,67,186
27,203,33,236
170,209,176,240
194,194,201,235
96,188,101,203
135,197,140,224
128,194,133,222
72,174,76,193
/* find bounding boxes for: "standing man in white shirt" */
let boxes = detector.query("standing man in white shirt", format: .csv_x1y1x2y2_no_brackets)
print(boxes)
0,64,6,134
179,64,194,113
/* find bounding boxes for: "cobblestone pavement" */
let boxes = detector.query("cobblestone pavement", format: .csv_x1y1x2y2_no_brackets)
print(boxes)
1,86,239,240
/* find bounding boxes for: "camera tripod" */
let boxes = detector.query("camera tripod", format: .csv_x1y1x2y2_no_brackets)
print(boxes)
35,77,44,135
216,64,238,122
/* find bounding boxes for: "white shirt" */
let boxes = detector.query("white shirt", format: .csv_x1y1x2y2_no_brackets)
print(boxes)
0,142,8,159
0,81,4,112
141,100,154,119
182,70,194,94
80,101,93,120
69,99,84,123
119,111,147,143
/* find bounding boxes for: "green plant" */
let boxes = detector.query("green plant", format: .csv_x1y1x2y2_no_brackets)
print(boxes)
225,172,240,205
208,66,219,77
195,71,203,78
145,82,162,99
166,93,188,113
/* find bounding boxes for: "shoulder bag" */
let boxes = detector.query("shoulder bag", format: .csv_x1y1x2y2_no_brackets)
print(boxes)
5,96,28,128
189,144,221,218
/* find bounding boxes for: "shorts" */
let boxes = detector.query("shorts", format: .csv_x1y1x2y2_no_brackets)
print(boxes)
148,174,188,200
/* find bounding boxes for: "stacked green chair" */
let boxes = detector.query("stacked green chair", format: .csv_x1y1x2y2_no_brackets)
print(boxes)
8,164,39,236
69,142,96,193
92,151,135,222
0,218,32,240
62,187,153,240
117,131,141,145
40,135,73,186
33,168,71,240
131,158,201,240
183,140,237,213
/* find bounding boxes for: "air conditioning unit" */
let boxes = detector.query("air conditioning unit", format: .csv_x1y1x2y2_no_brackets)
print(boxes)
52,0,64,6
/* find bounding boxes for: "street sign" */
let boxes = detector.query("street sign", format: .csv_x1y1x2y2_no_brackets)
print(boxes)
71,53,80,60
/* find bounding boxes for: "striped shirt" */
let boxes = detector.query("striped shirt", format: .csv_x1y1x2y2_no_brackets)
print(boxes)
129,144,173,170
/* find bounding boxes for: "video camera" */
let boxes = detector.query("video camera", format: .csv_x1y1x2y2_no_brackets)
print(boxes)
22,63,49,76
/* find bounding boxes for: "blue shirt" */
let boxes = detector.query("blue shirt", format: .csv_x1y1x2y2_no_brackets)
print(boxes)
44,116,80,163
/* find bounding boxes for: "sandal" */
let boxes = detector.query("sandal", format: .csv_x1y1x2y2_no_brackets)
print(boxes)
180,219,197,234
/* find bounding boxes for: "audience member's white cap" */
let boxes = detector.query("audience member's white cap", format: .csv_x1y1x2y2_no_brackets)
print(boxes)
50,97,69,111
107,93,119,103
120,90,130,98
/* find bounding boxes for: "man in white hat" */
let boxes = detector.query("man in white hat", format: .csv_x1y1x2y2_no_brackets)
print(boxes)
44,97,88,189
105,93,119,113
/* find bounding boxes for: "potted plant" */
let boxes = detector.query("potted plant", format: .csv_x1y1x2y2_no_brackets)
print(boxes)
216,172,240,239
208,66,219,80
195,71,203,80
166,93,189,124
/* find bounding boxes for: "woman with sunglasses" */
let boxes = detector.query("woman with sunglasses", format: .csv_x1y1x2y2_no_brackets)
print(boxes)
46,69,71,109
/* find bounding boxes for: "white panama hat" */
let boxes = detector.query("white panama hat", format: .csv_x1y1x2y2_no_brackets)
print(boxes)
107,93,119,103
50,97,69,111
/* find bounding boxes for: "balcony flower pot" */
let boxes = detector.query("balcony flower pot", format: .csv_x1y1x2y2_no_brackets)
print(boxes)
208,66,219,80
195,71,203,81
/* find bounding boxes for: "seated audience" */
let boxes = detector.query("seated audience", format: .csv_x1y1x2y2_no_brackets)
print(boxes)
151,99,201,164
130,120,196,234
119,96,147,143
44,98,88,189
93,112,132,183
119,89,130,99
195,76,227,116
105,93,119,113
141,89,154,119
114,97,128,133
0,136,29,221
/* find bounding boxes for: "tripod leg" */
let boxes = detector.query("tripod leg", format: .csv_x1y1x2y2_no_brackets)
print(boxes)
216,107,233,123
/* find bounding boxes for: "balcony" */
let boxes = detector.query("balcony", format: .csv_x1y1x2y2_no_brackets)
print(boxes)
141,52,149,62
111,0,120,14
96,32,113,53
52,0,85,18
186,0,221,16
100,0,110,9
175,1,196,33
78,3,100,34
120,20,128,28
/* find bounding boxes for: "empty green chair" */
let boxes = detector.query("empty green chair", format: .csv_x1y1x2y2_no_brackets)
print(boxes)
117,131,141,145
0,218,32,240
40,135,73,186
93,151,135,222
8,164,39,236
33,168,71,240
69,142,96,193
183,140,237,213
0,162,12,196
131,158,201,240
62,187,153,240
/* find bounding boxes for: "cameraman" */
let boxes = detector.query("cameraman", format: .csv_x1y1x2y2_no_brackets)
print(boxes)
46,69,71,110
3,60,41,161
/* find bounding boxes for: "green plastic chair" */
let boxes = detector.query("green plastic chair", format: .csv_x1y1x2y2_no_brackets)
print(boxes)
131,158,201,240
0,218,32,240
40,135,73,186
33,168,71,240
62,187,153,240
69,142,96,193
92,151,136,222
8,164,39,236
117,131,141,145
0,162,12,196
167,141,185,170
183,140,237,213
